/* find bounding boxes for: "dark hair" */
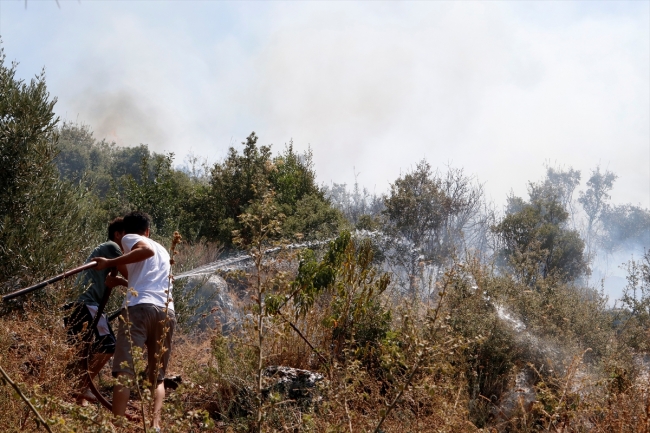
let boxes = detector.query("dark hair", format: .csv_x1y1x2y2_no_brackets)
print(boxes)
107,217,125,242
123,211,151,235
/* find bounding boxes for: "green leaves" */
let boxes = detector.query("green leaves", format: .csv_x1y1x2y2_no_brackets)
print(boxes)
203,133,342,246
120,152,187,237
233,189,285,249
291,232,349,317
0,48,101,295
383,160,451,249
494,187,587,283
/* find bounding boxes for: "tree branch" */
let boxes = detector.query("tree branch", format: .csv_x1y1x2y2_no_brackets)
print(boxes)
0,361,52,433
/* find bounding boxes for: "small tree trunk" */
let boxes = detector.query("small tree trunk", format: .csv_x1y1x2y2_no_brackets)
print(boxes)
255,248,264,433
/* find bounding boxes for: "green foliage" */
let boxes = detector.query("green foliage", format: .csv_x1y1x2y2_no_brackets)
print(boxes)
203,132,343,246
204,133,273,243
498,273,610,358
355,214,382,231
494,185,587,283
269,143,321,208
283,193,345,241
382,162,484,294
442,258,612,426
0,56,57,220
288,232,349,317
347,296,392,368
53,127,342,247
55,122,209,240
383,160,452,253
443,265,519,425
55,122,116,197
108,144,151,183
328,236,392,361
55,122,154,198
383,163,483,260
232,189,290,433
266,231,393,378
286,232,392,365
119,152,198,237
233,190,285,251
0,50,100,295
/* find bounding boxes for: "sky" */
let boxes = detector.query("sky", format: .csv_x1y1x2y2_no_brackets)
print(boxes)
1,0,649,209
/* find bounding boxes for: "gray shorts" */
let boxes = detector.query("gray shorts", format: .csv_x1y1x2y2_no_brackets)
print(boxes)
112,303,176,384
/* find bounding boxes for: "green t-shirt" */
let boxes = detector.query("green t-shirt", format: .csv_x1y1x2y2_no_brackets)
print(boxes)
76,241,123,306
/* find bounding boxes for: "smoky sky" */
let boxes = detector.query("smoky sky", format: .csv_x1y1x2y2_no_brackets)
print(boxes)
1,1,649,208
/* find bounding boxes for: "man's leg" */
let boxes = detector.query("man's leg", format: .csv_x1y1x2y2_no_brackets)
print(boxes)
77,353,113,403
147,307,176,430
112,305,148,418
66,304,104,404
89,331,117,382
152,380,165,429
112,372,133,417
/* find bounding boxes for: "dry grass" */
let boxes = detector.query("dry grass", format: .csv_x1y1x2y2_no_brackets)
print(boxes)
1,242,650,433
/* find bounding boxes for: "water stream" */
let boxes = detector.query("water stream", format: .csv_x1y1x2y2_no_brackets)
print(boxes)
174,239,332,280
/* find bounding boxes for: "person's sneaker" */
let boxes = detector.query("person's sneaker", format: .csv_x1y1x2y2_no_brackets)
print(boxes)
153,428,161,433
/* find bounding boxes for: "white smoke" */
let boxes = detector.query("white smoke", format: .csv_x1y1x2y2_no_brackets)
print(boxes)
3,1,648,207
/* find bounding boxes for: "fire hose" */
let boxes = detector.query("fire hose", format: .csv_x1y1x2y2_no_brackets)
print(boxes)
2,261,99,302
82,271,116,411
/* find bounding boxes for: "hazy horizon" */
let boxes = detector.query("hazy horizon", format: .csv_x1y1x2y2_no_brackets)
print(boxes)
1,0,648,209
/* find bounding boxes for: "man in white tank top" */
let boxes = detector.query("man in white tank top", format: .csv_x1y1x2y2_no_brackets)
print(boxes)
94,211,176,432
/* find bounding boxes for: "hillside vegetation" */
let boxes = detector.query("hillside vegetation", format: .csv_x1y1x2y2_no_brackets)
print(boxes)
3,50,650,433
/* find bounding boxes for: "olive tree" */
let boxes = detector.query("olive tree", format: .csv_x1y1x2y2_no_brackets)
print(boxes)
382,160,485,295
0,50,96,295
494,186,588,285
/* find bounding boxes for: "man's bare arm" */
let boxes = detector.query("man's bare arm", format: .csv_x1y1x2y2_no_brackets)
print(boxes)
117,264,129,279
95,241,154,270
102,268,126,290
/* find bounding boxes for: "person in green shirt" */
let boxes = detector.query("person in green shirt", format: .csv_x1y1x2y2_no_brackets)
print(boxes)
64,217,128,405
